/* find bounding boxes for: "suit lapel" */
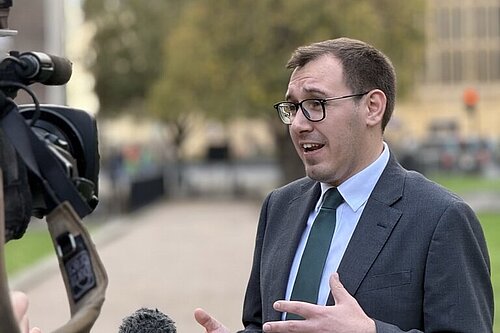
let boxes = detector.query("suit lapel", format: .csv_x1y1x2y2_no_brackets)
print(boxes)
334,156,405,300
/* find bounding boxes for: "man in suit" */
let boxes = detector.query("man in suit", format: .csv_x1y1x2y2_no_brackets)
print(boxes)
195,38,493,332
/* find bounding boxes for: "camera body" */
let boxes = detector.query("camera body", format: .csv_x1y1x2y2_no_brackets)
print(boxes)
0,95,100,242
18,104,100,218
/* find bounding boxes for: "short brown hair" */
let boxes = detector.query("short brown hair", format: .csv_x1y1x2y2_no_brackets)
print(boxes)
286,38,396,131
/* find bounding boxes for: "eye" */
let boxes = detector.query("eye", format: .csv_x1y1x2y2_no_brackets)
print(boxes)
304,99,323,111
311,100,322,107
283,103,297,113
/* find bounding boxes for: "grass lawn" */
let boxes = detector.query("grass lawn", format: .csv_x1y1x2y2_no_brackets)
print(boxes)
430,173,500,194
4,220,101,277
479,213,500,332
4,226,54,276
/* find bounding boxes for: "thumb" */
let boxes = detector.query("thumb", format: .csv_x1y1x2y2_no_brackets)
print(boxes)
10,291,29,321
194,308,226,332
10,291,30,332
329,272,351,305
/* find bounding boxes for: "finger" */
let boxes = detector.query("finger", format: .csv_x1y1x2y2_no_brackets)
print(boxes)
263,320,303,333
10,291,30,332
273,300,317,318
30,328,42,333
329,272,351,305
194,308,223,332
263,321,281,332
10,291,29,321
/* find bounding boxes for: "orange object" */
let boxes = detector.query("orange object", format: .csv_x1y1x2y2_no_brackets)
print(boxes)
463,88,479,108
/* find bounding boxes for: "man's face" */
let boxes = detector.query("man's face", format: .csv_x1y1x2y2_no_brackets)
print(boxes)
285,55,370,186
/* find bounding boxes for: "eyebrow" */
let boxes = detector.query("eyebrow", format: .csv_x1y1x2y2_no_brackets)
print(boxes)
285,87,328,101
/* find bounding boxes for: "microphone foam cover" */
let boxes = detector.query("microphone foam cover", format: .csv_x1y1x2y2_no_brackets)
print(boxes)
118,308,177,333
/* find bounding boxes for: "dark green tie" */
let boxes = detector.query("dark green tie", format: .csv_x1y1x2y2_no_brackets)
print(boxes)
286,187,344,320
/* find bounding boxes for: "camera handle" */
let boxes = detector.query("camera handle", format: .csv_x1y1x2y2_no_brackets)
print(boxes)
0,173,108,333
45,201,108,333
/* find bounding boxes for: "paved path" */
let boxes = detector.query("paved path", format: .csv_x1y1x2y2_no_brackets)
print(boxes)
16,199,261,333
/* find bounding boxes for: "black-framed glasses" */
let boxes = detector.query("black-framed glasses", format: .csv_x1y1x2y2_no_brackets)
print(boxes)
273,91,369,125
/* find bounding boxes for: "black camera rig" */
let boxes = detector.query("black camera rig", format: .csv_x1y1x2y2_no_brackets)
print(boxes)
0,2,99,224
0,2,107,332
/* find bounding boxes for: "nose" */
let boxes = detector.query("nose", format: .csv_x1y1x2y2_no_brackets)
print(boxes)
290,107,313,133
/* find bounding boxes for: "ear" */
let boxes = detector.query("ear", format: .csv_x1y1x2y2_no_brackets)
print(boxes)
365,89,386,128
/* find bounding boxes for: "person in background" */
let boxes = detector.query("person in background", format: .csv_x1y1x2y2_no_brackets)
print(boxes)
195,37,493,332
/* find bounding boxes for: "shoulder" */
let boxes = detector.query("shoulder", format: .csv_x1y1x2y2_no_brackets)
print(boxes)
404,169,464,206
382,154,465,206
260,177,318,212
378,156,474,219
267,177,316,200
391,165,477,225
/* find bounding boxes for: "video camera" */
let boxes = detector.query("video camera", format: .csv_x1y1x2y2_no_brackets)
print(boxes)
0,2,99,239
0,2,107,332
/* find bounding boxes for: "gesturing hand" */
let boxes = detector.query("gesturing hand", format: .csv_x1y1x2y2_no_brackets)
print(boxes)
194,308,231,333
263,273,375,333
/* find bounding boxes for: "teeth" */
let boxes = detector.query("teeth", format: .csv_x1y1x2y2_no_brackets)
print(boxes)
302,143,321,150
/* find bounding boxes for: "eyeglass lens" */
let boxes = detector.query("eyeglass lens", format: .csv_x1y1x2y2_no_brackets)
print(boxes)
277,99,324,124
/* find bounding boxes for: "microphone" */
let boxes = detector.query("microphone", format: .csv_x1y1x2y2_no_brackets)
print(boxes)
118,308,177,333
16,52,72,85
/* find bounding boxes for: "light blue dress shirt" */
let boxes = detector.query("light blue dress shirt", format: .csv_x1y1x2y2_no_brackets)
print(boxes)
284,143,390,310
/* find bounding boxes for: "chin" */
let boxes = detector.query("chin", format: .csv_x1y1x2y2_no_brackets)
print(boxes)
305,166,326,181
305,165,339,184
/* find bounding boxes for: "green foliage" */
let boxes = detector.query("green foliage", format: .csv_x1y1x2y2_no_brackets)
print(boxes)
82,0,188,116
83,0,425,122
148,0,425,123
83,0,425,179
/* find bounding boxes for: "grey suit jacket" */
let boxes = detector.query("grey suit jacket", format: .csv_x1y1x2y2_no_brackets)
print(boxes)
239,156,493,332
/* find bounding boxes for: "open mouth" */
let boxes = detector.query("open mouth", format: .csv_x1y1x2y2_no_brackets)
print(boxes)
302,143,324,152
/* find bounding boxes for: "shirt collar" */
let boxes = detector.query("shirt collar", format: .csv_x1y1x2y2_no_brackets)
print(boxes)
319,142,390,212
